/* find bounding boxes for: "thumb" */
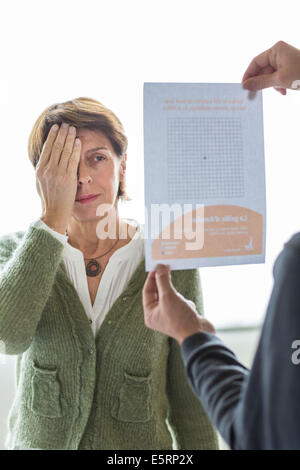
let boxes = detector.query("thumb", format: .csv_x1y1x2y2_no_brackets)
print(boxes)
243,71,280,91
155,264,174,298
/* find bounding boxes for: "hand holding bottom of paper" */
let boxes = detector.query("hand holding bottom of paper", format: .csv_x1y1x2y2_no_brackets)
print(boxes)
142,264,215,345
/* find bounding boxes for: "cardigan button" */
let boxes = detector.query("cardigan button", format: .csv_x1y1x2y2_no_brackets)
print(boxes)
88,347,94,355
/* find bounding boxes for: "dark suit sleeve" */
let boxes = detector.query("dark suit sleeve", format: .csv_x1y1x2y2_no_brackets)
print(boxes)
181,332,249,449
181,232,300,450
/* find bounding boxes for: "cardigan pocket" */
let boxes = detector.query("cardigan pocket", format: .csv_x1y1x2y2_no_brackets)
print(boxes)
111,371,153,423
30,363,63,419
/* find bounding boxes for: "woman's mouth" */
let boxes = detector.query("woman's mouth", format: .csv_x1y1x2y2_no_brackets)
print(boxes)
76,194,100,204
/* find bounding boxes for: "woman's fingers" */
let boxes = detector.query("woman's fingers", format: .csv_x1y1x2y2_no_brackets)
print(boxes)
49,123,71,169
35,121,82,231
58,125,78,173
36,124,59,170
38,123,80,175
67,137,82,173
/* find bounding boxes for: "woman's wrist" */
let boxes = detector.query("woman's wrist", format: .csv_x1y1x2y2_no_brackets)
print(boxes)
40,215,67,235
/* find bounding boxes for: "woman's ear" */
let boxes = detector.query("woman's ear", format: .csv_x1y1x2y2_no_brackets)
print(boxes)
119,154,127,180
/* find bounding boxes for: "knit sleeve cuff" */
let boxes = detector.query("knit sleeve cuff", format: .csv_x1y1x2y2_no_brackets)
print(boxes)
30,218,68,247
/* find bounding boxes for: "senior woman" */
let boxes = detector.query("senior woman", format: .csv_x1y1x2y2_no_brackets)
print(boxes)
0,97,218,450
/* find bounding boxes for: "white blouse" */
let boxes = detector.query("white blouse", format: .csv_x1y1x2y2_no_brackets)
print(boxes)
29,217,145,337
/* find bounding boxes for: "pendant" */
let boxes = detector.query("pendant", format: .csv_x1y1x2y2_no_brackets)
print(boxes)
86,260,101,277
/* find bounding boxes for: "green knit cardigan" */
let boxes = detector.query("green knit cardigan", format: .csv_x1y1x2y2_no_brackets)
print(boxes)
0,225,219,450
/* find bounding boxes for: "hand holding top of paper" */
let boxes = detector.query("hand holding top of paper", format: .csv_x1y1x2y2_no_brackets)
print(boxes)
242,40,300,95
142,265,216,346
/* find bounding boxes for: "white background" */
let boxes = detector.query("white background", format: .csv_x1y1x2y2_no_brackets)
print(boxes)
0,1,300,328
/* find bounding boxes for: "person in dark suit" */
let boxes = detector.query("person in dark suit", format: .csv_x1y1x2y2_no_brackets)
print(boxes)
143,40,300,450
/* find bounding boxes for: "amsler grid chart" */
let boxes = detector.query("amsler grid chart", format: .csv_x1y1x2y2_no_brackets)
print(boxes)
144,82,266,270
167,117,245,202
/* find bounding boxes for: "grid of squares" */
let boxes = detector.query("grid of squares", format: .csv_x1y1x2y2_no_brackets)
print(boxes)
167,117,245,201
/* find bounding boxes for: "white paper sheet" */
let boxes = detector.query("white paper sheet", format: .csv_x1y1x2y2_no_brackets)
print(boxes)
143,83,266,271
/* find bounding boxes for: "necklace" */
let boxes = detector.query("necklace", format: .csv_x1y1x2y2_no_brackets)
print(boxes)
66,231,119,277
84,237,120,277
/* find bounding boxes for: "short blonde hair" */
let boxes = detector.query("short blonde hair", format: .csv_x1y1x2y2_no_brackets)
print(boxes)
28,96,129,200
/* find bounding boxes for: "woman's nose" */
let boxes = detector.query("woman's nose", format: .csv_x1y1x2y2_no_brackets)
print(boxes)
77,166,92,185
